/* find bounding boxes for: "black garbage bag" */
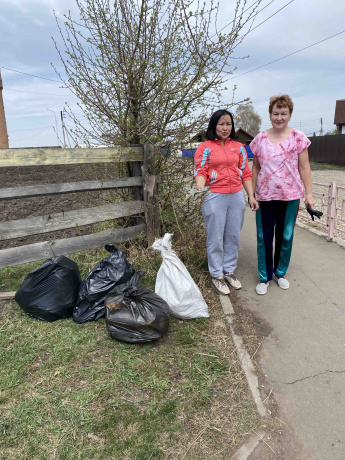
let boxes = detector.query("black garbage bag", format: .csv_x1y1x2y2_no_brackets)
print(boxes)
14,256,81,322
73,245,134,324
105,269,170,343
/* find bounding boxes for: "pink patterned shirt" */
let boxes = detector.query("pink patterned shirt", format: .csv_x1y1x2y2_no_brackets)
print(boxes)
250,129,311,201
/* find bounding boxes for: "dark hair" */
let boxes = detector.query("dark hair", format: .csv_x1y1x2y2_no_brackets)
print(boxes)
206,109,237,140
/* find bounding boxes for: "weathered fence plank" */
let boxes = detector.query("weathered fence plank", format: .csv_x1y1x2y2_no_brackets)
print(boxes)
0,146,144,167
0,224,146,269
0,143,159,273
0,201,143,240
0,177,143,200
0,292,16,300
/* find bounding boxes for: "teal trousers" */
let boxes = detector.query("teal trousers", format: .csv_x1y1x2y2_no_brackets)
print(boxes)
256,200,300,283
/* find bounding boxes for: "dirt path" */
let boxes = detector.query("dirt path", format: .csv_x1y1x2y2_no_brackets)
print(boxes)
0,163,124,249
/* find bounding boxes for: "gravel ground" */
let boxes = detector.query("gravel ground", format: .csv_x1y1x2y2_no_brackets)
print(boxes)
310,169,345,187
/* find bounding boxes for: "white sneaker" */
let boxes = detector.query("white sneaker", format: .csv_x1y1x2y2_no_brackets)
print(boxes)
211,276,231,296
256,282,269,295
224,272,242,290
273,275,289,290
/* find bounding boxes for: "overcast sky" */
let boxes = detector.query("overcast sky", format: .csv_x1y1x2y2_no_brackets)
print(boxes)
1,0,344,148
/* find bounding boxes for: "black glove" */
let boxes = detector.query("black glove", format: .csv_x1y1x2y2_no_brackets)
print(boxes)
307,204,323,221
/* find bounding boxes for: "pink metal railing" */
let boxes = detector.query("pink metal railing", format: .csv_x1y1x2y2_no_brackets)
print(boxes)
298,181,345,241
333,183,345,238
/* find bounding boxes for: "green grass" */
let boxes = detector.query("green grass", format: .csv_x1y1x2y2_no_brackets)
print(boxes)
0,303,257,459
0,239,158,293
0,238,260,459
0,173,260,458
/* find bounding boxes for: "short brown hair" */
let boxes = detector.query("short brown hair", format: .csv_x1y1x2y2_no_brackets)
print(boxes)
269,94,294,115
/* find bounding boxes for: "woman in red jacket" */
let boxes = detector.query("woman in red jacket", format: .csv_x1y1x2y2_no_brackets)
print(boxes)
194,109,258,295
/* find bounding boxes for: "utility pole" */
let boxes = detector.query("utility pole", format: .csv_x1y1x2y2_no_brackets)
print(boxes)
320,118,323,136
46,108,59,146
0,70,9,148
61,110,67,148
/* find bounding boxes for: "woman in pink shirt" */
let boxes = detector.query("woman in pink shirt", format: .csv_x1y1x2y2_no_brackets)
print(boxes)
251,95,314,295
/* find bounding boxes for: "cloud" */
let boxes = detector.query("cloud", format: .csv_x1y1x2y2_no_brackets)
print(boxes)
1,0,344,147
217,0,344,134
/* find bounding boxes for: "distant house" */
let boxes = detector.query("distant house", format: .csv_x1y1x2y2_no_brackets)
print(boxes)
234,127,254,144
235,127,255,159
334,99,345,134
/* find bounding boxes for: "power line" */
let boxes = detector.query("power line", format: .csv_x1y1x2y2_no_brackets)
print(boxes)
216,0,261,36
0,66,61,83
228,30,345,80
1,0,287,87
239,0,294,38
215,0,289,41
216,0,276,37
10,126,54,142
8,125,53,133
6,88,72,97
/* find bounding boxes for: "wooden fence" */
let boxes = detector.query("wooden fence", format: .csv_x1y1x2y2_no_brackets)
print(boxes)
308,134,345,166
0,144,159,269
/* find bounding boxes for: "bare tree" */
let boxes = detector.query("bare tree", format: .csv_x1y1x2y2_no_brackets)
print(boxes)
234,104,262,133
53,0,268,148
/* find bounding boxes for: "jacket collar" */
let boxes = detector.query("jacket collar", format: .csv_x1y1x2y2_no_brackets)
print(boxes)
214,138,232,146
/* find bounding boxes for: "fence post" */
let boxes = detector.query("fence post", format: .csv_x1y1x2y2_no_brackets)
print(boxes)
327,181,337,241
129,145,144,202
143,143,159,245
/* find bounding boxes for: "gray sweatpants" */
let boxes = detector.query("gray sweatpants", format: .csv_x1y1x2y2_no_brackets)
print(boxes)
202,190,246,278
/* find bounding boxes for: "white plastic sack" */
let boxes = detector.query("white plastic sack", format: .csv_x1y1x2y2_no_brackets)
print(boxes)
152,233,209,319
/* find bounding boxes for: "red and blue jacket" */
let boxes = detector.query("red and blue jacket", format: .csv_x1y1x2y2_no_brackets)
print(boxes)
194,138,252,194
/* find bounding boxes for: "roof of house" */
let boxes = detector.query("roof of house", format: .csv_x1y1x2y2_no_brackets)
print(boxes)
234,128,255,144
235,127,255,139
334,99,345,124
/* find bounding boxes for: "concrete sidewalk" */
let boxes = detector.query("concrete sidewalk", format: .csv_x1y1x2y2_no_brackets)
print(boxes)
234,209,345,460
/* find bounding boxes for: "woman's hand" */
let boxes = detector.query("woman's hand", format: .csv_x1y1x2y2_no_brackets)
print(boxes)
249,197,259,211
304,193,314,209
243,180,258,211
195,176,206,191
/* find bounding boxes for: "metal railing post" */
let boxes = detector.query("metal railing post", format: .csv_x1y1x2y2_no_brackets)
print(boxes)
327,181,337,241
